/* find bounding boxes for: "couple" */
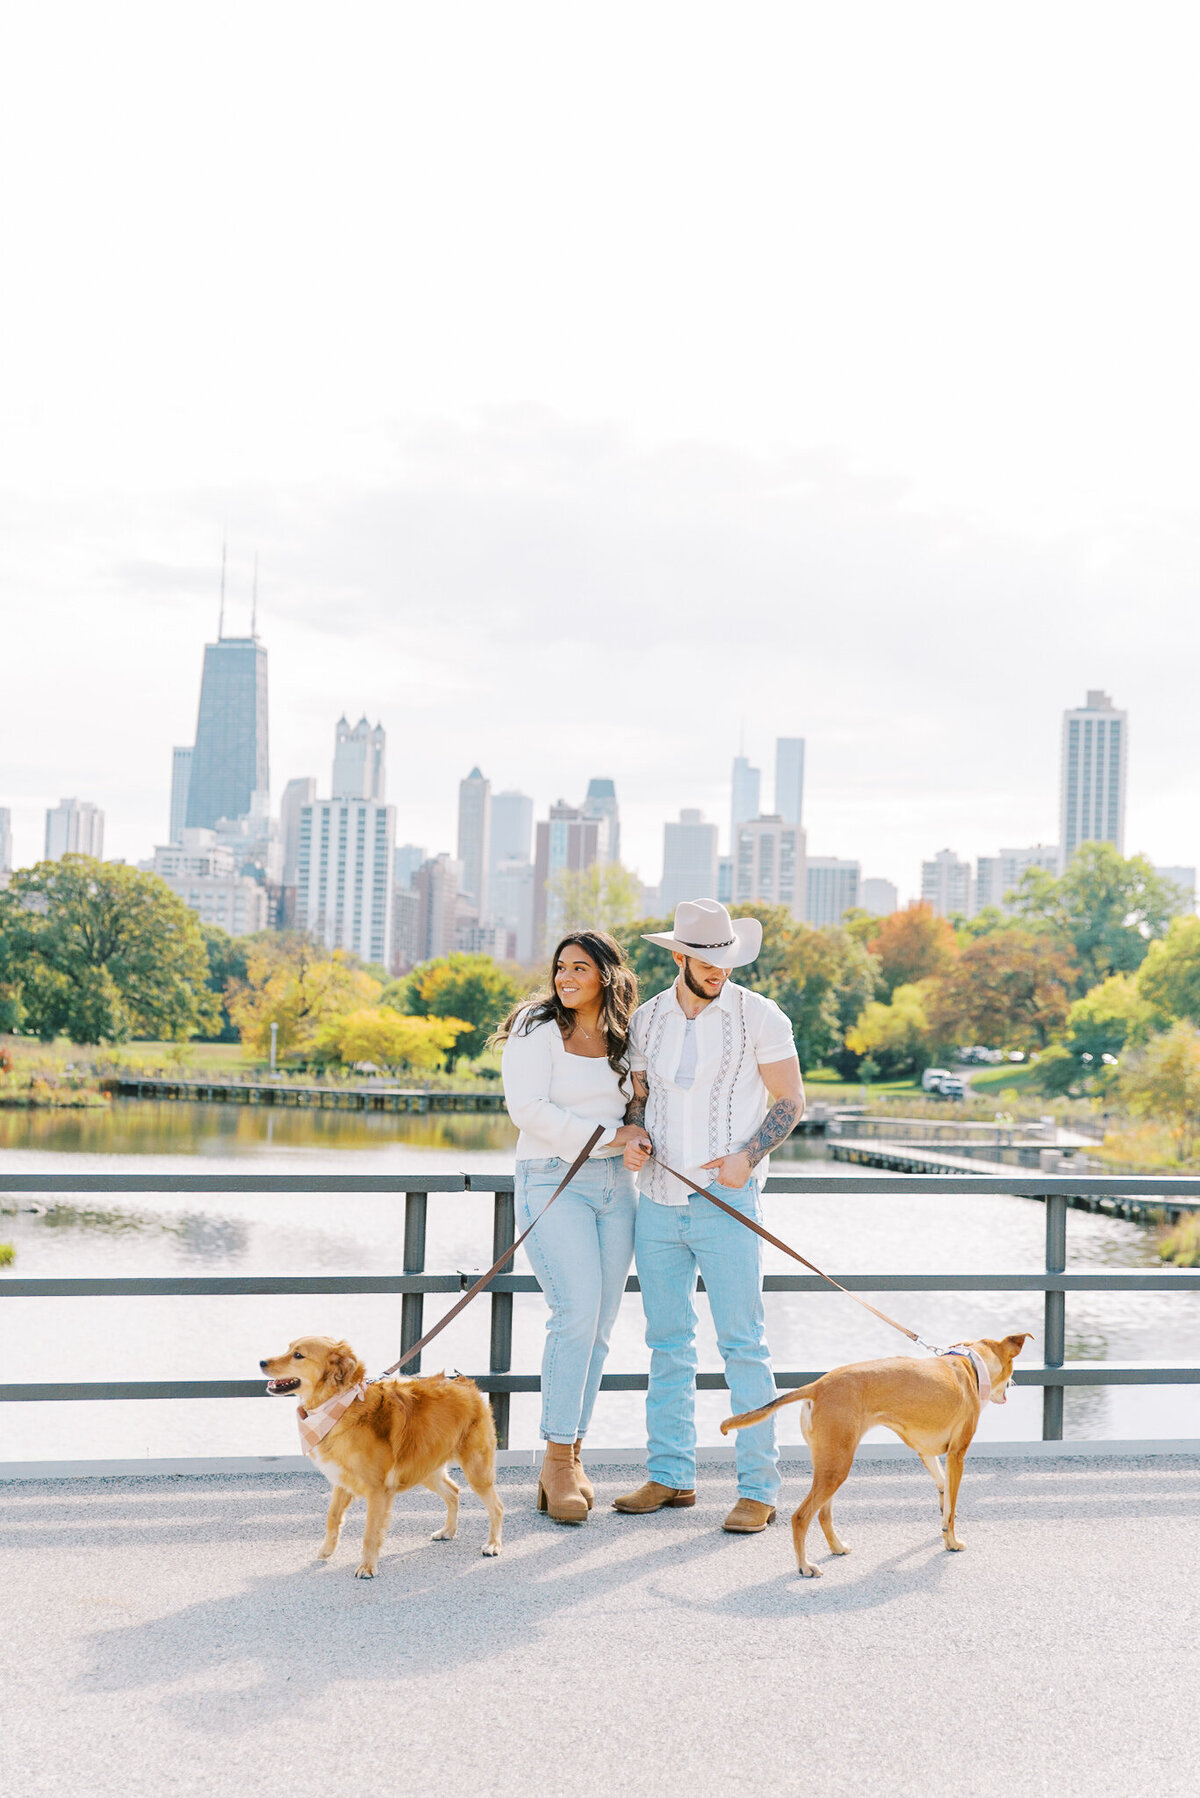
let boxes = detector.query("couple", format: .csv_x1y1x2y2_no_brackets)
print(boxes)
498,898,804,1533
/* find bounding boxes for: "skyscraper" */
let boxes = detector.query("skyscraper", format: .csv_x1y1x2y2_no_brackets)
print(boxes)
775,738,805,825
1060,690,1127,861
45,798,104,861
489,791,534,874
734,815,805,917
184,634,269,830
731,755,761,853
806,857,859,927
583,778,620,862
295,720,394,963
661,810,719,913
860,878,898,917
332,717,386,801
169,747,193,844
457,767,491,918
921,849,973,918
534,802,600,953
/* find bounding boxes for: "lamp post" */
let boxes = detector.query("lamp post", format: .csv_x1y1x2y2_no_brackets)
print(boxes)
270,1021,278,1074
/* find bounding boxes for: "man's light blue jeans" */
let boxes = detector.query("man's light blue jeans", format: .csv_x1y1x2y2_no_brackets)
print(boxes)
634,1179,780,1505
515,1155,637,1446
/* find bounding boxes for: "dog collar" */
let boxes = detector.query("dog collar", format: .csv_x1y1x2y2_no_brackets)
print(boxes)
941,1346,996,1406
296,1383,366,1456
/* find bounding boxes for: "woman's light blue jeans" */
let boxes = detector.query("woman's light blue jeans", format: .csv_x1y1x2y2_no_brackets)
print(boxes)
634,1179,780,1505
515,1155,637,1446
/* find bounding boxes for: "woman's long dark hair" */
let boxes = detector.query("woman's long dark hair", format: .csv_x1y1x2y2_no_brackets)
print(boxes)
494,930,638,1081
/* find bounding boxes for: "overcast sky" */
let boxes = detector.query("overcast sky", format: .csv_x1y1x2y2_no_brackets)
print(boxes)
4,3,1199,899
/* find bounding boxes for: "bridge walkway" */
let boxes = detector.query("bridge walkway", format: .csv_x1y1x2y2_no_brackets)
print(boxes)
3,1455,1199,1798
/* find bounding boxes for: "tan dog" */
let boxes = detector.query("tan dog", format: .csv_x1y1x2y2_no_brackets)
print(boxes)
721,1333,1032,1577
261,1336,503,1576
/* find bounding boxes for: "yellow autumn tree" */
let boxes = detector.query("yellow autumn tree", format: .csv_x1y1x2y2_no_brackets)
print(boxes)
226,937,381,1060
312,1007,470,1072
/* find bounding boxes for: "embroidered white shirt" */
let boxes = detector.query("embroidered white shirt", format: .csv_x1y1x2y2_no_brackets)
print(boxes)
630,979,797,1205
501,1010,629,1162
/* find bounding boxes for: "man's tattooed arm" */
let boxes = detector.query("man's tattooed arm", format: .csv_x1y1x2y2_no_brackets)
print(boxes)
743,1096,800,1170
624,1070,649,1129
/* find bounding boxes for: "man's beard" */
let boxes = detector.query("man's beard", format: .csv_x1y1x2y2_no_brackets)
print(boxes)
682,959,718,999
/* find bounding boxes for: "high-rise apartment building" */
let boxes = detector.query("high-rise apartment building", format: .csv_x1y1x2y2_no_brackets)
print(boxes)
734,816,806,917
332,717,386,801
583,778,620,862
534,802,600,953
661,810,719,914
391,886,422,973
860,878,899,917
488,791,534,874
730,756,761,853
296,798,395,965
0,807,12,874
394,844,428,890
184,634,269,830
921,849,973,918
490,857,536,963
1060,690,1127,861
280,778,318,888
457,767,491,918
45,798,104,861
775,738,805,825
169,747,193,844
975,845,1059,914
144,833,268,936
717,857,733,904
412,854,461,962
806,857,860,927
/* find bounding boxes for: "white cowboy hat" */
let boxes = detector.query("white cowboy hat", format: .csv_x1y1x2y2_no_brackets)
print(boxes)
642,898,762,970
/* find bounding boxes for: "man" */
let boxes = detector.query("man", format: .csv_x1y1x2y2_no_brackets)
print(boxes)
613,898,804,1533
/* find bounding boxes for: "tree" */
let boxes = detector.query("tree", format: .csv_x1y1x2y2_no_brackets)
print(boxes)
200,925,251,1042
402,953,525,1061
1032,971,1157,1097
1118,1023,1200,1161
768,924,879,1073
1014,844,1182,992
0,856,218,1043
226,937,381,1060
546,863,645,944
868,902,957,998
844,982,932,1078
925,928,1078,1054
1137,916,1200,1026
312,1007,470,1072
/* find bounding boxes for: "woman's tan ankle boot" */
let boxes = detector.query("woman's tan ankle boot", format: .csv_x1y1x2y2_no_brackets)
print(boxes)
537,1441,588,1523
573,1440,594,1510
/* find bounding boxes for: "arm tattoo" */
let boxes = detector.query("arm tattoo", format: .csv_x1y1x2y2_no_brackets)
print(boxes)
743,1097,799,1169
624,1071,648,1128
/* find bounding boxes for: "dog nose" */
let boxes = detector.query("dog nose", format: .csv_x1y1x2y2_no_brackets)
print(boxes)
259,1360,269,1371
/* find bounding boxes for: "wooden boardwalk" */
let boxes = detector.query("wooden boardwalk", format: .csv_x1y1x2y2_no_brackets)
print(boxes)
100,1076,509,1114
828,1139,1176,1223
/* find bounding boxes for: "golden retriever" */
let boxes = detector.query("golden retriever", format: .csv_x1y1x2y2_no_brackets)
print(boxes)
261,1336,503,1576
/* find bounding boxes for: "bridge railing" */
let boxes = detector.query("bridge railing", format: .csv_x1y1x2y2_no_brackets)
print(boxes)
3,1171,1200,1446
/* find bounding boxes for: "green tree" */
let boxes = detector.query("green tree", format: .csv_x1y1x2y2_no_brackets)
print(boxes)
1032,971,1158,1097
403,953,525,1061
1137,915,1200,1026
844,982,932,1077
200,925,251,1042
0,856,218,1043
925,928,1078,1054
1118,1022,1200,1160
1014,844,1182,992
546,863,645,945
768,925,879,1073
227,936,381,1060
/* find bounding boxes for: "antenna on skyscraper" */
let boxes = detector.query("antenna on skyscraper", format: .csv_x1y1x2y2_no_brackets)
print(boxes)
251,552,258,638
218,537,227,640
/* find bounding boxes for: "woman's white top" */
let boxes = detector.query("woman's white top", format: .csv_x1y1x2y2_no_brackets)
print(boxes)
501,1009,629,1162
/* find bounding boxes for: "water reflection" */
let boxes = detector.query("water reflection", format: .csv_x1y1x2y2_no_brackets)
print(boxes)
0,1098,517,1159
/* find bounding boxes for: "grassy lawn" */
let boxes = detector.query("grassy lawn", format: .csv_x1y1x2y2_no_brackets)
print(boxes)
803,1068,920,1099
966,1062,1038,1095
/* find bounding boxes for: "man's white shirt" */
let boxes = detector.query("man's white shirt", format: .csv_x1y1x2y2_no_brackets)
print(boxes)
629,979,798,1205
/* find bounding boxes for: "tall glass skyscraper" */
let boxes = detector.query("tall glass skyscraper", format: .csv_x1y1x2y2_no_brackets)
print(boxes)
1059,691,1126,862
184,636,269,830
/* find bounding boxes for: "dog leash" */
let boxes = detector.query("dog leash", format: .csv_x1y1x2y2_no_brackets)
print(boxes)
369,1125,606,1382
649,1153,942,1355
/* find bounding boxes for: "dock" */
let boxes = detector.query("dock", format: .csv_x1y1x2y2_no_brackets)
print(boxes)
828,1140,1174,1222
100,1076,510,1113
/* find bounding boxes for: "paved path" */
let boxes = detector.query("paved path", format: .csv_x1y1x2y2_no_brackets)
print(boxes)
3,1455,1200,1798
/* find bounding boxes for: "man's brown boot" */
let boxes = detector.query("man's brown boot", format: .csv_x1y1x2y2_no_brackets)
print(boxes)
723,1498,776,1533
537,1441,588,1524
612,1480,696,1513
572,1440,594,1510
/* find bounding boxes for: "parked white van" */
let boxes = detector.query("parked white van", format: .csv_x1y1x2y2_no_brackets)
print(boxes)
921,1068,953,1093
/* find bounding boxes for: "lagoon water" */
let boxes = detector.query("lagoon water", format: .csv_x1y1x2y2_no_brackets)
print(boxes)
3,1099,1198,1459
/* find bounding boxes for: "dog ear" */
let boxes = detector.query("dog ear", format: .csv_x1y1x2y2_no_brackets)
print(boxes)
1005,1332,1034,1354
328,1343,364,1387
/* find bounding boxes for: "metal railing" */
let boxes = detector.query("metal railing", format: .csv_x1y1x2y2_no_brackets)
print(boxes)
4,1170,1200,1447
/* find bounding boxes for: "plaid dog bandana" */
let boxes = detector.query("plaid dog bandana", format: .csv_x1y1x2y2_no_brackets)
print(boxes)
297,1383,366,1455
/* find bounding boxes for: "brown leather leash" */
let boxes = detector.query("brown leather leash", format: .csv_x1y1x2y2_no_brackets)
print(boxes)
650,1153,941,1355
370,1125,606,1382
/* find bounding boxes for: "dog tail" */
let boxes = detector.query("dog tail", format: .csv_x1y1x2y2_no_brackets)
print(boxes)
720,1382,821,1434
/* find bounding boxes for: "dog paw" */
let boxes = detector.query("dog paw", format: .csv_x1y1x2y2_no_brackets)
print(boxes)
481,1543,501,1557
829,1544,851,1557
316,1545,336,1561
797,1564,822,1578
942,1533,965,1553
354,1563,377,1579
430,1526,457,1542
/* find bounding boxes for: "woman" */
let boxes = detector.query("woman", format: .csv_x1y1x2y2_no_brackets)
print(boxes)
497,930,646,1523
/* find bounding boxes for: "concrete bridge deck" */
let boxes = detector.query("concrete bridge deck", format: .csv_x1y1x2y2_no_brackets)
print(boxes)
3,1455,1199,1798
